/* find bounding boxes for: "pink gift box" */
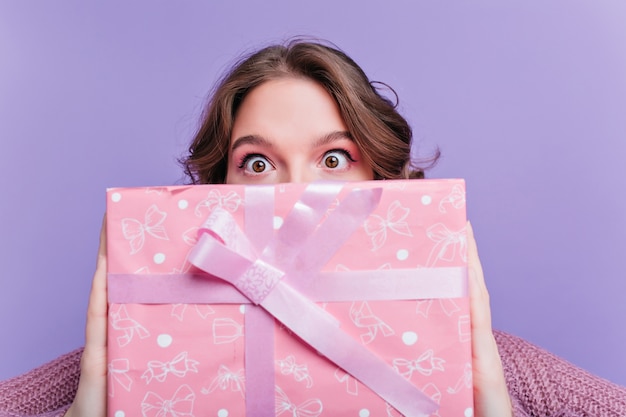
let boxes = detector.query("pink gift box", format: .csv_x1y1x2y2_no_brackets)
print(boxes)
106,180,472,417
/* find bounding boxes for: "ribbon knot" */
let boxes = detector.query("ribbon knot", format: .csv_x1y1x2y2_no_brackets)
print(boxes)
236,259,285,304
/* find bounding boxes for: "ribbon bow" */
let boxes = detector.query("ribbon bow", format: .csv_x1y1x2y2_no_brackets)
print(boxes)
349,301,395,345
141,352,199,384
121,204,169,254
188,184,440,416
275,386,323,417
363,200,413,251
392,349,446,380
141,384,195,417
108,358,133,397
277,355,313,388
194,189,242,217
425,223,467,267
203,365,245,396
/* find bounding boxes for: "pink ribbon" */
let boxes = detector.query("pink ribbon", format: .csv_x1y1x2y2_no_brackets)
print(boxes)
187,184,440,416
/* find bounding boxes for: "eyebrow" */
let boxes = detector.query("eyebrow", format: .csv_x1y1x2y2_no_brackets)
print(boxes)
230,131,354,152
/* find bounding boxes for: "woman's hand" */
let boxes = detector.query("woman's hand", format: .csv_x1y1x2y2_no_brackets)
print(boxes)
65,218,108,417
467,222,512,416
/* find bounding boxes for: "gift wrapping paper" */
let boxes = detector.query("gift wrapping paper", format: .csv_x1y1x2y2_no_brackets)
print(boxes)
106,179,472,417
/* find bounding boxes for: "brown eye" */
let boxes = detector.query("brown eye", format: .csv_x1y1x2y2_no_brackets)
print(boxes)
252,160,266,172
325,155,339,168
243,155,272,175
321,150,351,170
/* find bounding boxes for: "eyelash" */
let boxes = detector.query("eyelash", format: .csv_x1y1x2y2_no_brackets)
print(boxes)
238,149,356,167
237,153,268,170
326,148,356,164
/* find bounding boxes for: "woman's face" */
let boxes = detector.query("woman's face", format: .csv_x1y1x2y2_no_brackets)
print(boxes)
226,77,374,184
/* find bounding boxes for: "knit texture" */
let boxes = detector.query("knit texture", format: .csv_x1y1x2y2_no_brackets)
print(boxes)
495,331,626,417
0,348,80,417
1,331,625,416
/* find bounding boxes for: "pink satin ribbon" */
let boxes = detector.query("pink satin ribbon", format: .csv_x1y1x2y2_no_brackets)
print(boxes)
187,183,440,416
108,267,466,304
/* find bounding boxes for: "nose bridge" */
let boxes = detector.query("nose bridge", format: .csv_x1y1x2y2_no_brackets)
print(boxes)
282,160,316,183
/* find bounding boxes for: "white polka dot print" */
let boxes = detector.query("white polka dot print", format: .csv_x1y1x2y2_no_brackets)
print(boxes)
157,334,173,348
153,253,166,264
402,331,418,345
178,199,189,209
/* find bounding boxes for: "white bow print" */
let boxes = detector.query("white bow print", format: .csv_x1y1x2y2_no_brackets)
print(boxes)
141,384,195,417
275,385,323,417
108,358,133,397
364,200,413,251
277,355,313,388
122,204,169,254
202,365,245,397
109,304,150,347
141,352,199,384
393,349,446,380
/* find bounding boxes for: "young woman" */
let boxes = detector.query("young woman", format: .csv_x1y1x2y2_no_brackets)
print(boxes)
2,40,624,417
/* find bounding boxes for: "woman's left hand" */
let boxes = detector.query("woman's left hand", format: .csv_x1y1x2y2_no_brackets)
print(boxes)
466,222,513,417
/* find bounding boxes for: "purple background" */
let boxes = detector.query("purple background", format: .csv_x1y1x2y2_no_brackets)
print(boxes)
1,1,625,386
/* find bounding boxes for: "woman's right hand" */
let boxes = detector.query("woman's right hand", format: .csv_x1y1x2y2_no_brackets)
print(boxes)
65,218,108,417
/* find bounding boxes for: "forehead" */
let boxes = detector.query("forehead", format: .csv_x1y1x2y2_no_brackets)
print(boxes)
231,77,347,138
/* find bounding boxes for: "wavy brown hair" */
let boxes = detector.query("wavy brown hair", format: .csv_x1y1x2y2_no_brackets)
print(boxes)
181,39,438,184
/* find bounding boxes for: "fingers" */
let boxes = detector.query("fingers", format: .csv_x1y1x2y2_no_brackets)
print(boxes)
85,216,108,353
68,216,109,417
467,221,512,417
467,221,491,337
